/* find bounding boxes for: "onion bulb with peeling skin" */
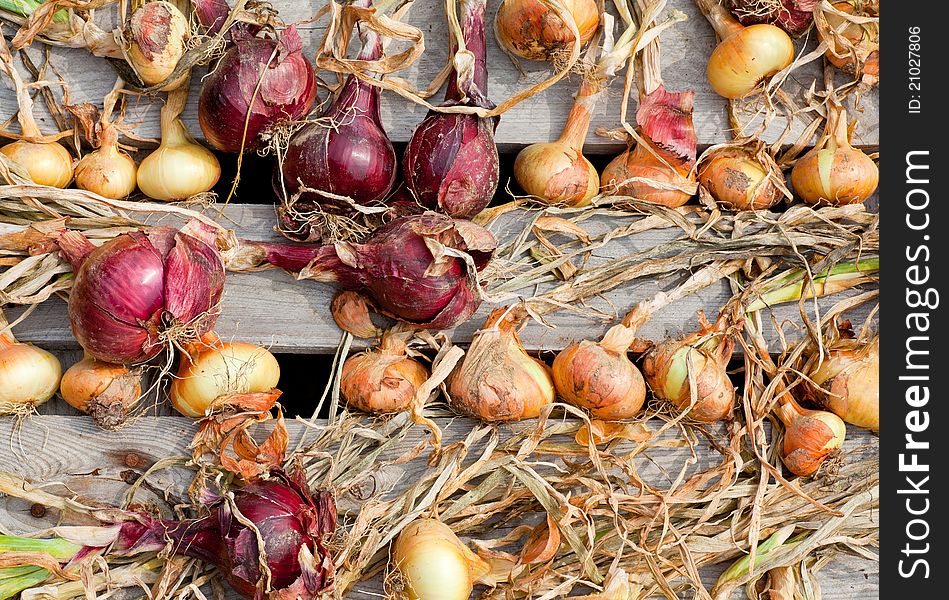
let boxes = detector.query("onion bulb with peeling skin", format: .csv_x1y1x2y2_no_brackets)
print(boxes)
171,332,280,417
331,290,383,339
0,141,73,188
125,1,190,87
341,327,429,414
806,335,878,431
819,1,879,85
0,323,62,413
695,0,794,99
74,126,137,199
776,397,846,477
641,314,736,422
790,103,878,206
495,0,600,61
60,354,142,430
514,77,600,206
393,519,495,600
447,307,555,422
553,323,646,420
697,142,787,210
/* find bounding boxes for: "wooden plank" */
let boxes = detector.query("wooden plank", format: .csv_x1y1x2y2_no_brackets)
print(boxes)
0,0,879,151
0,415,879,598
8,204,877,354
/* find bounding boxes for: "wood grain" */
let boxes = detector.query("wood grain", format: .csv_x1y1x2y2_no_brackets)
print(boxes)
0,0,879,151
7,204,877,354
0,415,879,598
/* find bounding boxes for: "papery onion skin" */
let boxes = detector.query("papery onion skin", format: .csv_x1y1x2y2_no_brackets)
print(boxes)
0,141,73,188
199,27,317,153
553,339,646,420
393,519,491,600
125,1,189,87
75,144,137,199
729,0,816,37
806,337,878,431
403,0,500,218
170,334,281,418
698,149,784,210
341,330,429,414
0,338,62,410
602,140,693,207
60,355,141,430
59,221,225,365
821,1,879,83
447,307,555,422
777,398,846,477
331,290,383,338
113,470,336,599
495,0,600,61
706,24,794,98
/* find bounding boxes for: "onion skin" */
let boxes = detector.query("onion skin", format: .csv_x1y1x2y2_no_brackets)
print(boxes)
495,0,600,61
0,335,62,410
790,105,878,206
642,317,736,422
125,1,189,87
697,144,786,210
447,307,555,422
806,336,878,431
341,328,429,414
331,290,383,338
602,140,693,207
393,519,492,600
59,220,225,365
0,141,73,188
820,1,879,84
776,398,846,477
199,27,317,153
552,325,646,420
403,0,499,218
244,213,497,330
60,355,141,429
113,470,336,599
170,333,281,418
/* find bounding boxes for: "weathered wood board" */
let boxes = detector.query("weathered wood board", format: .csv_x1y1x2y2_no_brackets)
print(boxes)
8,204,877,354
0,0,879,151
0,416,879,599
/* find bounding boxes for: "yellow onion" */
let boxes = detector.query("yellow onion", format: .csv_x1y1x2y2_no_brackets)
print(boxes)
171,332,281,417
553,322,646,420
806,335,878,431
601,86,697,208
0,141,73,188
495,0,600,61
776,396,846,477
125,1,190,87
818,1,879,86
696,0,794,98
514,78,600,206
60,354,142,429
697,141,788,210
0,322,62,413
447,307,555,422
74,126,137,199
790,103,878,206
393,518,495,600
340,327,429,414
642,315,736,422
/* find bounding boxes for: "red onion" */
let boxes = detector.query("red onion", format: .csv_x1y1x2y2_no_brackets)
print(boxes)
198,26,317,153
239,213,496,330
57,220,225,365
728,0,815,37
193,0,261,42
277,10,396,241
402,0,500,218
82,470,334,599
